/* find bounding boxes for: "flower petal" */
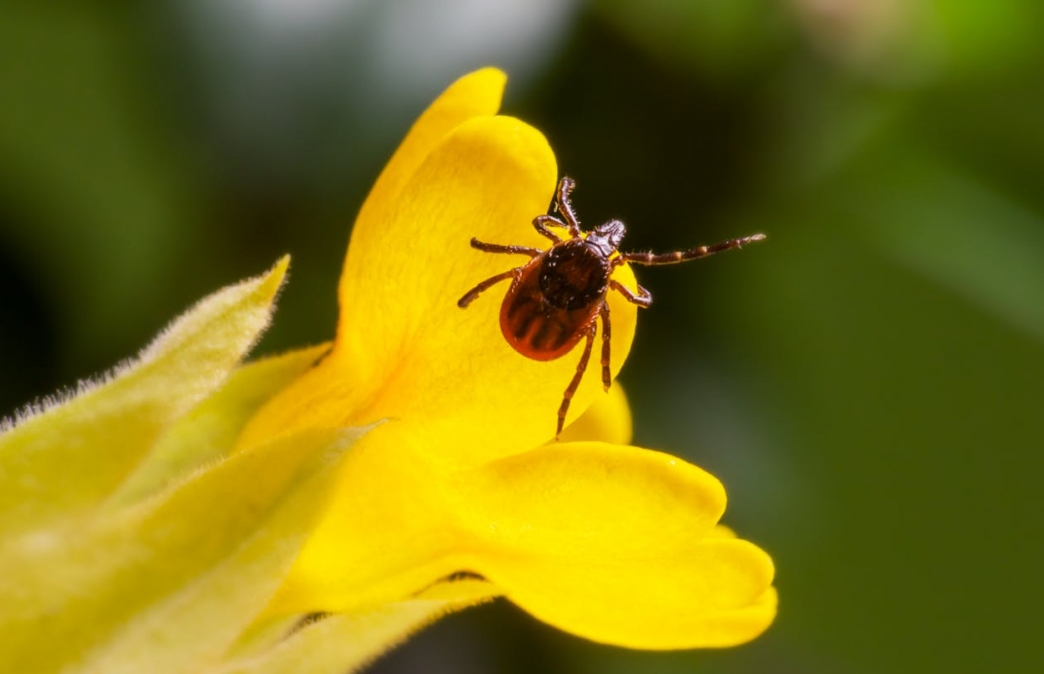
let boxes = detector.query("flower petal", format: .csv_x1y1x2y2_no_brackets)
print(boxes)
557,383,633,445
341,67,507,311
456,441,725,556
0,258,288,536
451,442,776,648
267,425,470,616
241,115,641,460
492,538,776,649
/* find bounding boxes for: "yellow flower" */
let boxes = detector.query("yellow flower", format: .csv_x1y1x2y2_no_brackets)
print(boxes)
0,67,774,673
239,68,777,652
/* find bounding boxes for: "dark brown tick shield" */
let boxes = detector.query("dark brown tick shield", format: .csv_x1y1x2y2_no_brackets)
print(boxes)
458,176,765,439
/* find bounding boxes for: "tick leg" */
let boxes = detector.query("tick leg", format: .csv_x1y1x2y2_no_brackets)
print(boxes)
458,269,518,308
620,233,766,265
609,278,653,307
554,176,583,238
470,238,541,257
599,302,611,391
533,214,566,243
557,322,597,439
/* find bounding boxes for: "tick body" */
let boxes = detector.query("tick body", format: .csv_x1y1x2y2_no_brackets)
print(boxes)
501,238,610,361
458,177,765,438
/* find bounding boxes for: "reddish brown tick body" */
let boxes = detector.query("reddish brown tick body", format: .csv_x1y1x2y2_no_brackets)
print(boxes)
458,177,765,439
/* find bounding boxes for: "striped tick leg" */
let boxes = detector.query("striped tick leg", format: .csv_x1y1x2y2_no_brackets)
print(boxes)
469,238,542,257
458,269,519,308
557,321,597,439
552,176,583,237
459,238,540,308
620,233,766,265
608,278,653,308
597,280,649,393
533,176,584,242
532,215,566,243
599,302,612,391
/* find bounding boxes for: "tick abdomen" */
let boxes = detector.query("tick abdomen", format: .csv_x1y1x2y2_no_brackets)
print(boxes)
500,254,602,361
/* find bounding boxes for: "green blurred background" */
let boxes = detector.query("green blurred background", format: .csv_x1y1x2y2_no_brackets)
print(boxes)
3,1,1043,673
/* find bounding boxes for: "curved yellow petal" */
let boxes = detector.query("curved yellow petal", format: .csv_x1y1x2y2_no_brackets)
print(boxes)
267,425,467,616
491,537,776,649
242,115,640,461
341,67,507,315
456,442,726,557
450,442,776,648
708,523,737,538
557,383,633,445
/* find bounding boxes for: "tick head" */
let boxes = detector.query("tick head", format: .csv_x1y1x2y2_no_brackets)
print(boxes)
588,219,626,256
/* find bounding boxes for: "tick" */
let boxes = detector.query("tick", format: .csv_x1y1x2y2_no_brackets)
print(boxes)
458,176,765,438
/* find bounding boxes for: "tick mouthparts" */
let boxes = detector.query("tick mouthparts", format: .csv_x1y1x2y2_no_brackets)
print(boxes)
746,233,767,244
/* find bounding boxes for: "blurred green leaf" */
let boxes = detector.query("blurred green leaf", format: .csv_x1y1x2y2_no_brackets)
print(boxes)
927,0,1044,79
860,157,1044,343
